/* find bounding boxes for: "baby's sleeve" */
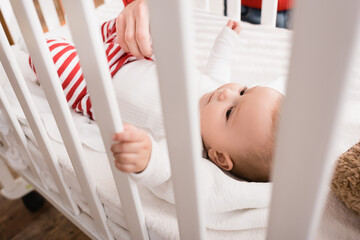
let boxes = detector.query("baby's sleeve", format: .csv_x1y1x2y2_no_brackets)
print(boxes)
130,135,171,188
100,18,117,44
28,18,132,120
29,38,95,120
122,0,135,7
204,26,240,84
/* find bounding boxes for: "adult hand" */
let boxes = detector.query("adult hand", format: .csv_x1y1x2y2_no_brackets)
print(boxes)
116,0,152,59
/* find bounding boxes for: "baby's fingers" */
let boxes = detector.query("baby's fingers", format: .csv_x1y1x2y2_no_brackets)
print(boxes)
232,21,241,34
114,152,138,164
115,162,137,173
113,124,142,142
114,152,146,173
226,20,234,28
226,19,241,34
111,141,145,154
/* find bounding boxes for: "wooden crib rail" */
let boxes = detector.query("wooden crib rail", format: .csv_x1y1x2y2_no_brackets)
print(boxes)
148,0,205,239
60,0,148,239
267,0,360,239
0,0,23,45
0,24,79,215
36,0,61,31
10,0,114,239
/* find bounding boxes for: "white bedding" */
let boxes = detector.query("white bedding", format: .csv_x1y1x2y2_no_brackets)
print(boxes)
1,1,360,239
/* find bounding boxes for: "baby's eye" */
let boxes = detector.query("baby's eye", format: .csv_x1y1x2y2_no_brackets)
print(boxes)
226,107,233,121
240,87,248,96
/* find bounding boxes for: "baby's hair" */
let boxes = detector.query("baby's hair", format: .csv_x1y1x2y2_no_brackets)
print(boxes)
231,95,283,182
266,95,283,172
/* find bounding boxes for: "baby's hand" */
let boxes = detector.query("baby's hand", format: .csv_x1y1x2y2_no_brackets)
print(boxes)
111,124,152,173
226,20,241,35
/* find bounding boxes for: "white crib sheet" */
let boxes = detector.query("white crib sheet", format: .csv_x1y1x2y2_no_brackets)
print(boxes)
2,1,360,239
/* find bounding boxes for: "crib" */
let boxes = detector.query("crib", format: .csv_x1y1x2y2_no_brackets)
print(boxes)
0,0,359,239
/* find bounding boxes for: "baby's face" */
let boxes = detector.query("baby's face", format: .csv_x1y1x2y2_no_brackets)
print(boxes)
199,83,282,164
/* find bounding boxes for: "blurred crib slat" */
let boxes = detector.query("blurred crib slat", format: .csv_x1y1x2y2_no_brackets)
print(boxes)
193,0,210,11
267,0,360,239
148,0,205,239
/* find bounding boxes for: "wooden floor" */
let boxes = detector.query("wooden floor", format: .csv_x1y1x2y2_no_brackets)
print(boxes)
0,165,89,239
0,192,90,240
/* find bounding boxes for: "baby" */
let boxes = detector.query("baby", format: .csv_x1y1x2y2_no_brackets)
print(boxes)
112,82,282,183
110,21,283,182
199,83,282,182
32,14,282,183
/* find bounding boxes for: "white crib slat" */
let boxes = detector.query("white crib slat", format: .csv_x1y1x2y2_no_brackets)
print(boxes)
10,1,113,239
227,0,241,20
193,0,209,11
60,0,149,239
261,0,278,27
148,0,205,239
0,18,79,215
267,0,360,239
37,0,61,31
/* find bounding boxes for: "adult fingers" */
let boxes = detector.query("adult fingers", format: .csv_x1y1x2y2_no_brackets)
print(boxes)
116,15,130,52
125,15,143,58
135,9,152,58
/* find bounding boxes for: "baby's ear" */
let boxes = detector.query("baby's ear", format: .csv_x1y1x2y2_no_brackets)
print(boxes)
208,148,233,171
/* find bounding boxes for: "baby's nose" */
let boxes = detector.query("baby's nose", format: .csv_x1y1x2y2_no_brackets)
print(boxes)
218,88,234,101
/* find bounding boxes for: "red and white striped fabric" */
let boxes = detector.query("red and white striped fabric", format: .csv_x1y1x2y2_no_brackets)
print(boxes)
29,18,138,119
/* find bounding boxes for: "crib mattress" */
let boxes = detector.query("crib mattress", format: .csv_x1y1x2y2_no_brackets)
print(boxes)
2,1,360,239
